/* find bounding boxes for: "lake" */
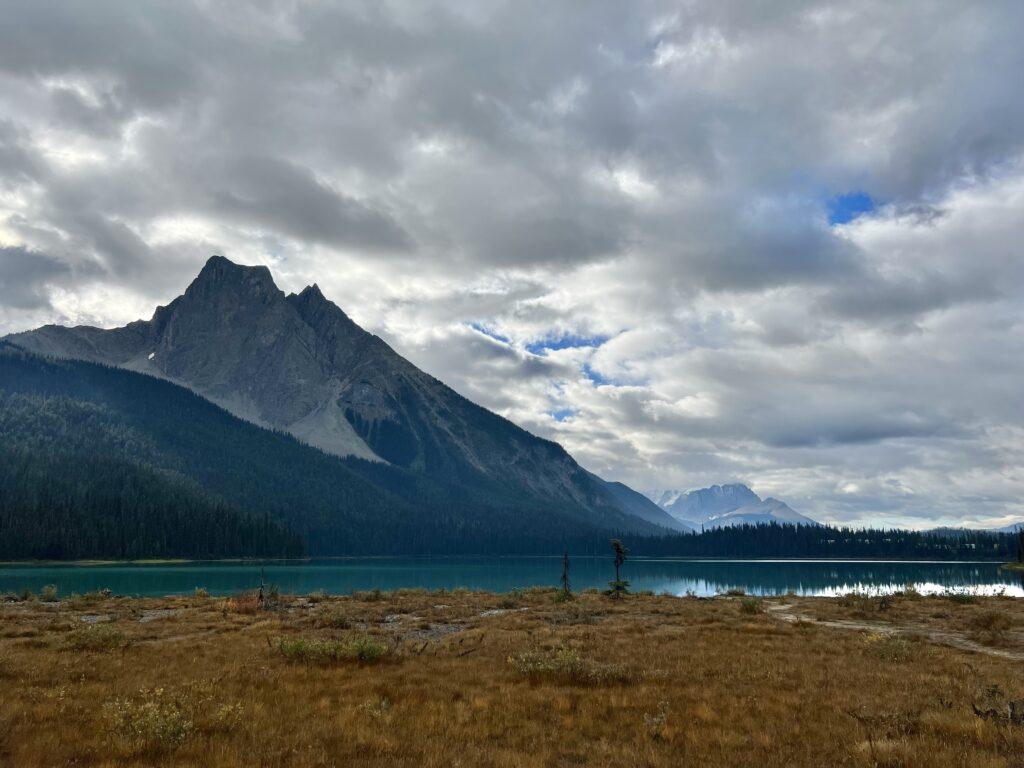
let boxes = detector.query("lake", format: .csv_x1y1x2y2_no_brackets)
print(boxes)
2,557,1022,598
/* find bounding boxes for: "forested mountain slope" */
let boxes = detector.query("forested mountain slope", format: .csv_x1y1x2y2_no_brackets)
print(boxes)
0,344,652,558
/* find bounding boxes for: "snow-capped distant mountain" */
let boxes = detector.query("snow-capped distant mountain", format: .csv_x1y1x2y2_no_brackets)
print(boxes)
995,521,1024,533
650,484,818,529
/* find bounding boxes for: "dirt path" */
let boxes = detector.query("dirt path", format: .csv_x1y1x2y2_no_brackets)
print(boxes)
766,603,1024,661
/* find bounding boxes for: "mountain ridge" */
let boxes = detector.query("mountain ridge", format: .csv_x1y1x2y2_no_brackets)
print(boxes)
6,255,681,535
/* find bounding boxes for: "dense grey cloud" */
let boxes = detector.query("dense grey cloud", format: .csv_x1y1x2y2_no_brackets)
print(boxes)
1,0,1022,527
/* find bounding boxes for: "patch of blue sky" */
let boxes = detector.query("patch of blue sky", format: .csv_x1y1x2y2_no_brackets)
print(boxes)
526,333,609,356
582,363,614,386
467,322,511,345
550,407,576,422
827,191,876,225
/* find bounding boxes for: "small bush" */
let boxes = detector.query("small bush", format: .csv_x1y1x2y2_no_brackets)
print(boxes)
104,688,195,754
552,590,574,604
39,585,58,602
944,591,977,604
508,646,637,685
317,610,351,629
275,635,389,664
307,590,329,603
193,588,210,599
210,702,245,732
838,592,892,614
19,589,34,602
67,623,128,652
969,610,1013,644
227,591,261,614
0,650,12,678
739,598,762,615
724,588,746,597
498,596,519,610
862,632,914,663
348,635,389,662
353,589,386,602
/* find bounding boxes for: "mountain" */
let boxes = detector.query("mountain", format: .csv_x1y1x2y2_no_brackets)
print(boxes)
0,342,677,558
925,523,1023,537
651,483,818,529
4,255,681,546
701,498,817,529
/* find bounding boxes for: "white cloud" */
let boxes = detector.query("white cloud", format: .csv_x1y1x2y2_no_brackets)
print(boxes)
1,0,1022,527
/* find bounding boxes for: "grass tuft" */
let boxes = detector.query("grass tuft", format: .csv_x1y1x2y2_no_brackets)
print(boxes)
508,646,638,685
275,635,390,664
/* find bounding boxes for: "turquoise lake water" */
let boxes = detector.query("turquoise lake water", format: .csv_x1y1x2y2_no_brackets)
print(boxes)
1,557,1022,598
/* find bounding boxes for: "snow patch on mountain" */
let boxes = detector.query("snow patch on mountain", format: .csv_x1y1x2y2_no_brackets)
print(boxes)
648,484,818,529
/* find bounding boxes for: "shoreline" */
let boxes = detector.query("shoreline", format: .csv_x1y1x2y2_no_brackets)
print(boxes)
1,554,1016,567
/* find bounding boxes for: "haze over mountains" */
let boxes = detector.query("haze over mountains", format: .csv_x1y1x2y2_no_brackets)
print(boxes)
651,484,818,530
2,256,689,558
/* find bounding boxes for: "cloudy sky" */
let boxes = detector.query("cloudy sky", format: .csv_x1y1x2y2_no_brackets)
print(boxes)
2,1,1023,528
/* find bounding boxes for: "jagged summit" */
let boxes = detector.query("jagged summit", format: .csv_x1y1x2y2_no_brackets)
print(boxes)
6,255,682,534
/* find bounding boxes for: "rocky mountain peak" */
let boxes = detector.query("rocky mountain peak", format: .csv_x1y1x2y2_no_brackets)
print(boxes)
187,254,279,302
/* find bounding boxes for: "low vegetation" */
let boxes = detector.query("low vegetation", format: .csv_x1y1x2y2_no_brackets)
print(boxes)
66,623,129,652
1,589,1023,766
508,646,637,685
275,635,390,664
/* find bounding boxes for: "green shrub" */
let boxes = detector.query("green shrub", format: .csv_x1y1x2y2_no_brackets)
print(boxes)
739,597,762,615
724,588,746,597
104,688,194,753
193,588,210,599
348,635,389,662
944,591,977,604
508,646,637,685
39,584,58,602
67,623,128,652
552,590,574,604
275,635,389,664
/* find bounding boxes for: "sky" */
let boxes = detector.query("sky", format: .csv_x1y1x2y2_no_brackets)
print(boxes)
1,1,1022,529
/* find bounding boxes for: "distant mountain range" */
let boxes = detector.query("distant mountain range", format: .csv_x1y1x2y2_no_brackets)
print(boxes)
927,523,1024,537
1,256,686,559
650,484,818,530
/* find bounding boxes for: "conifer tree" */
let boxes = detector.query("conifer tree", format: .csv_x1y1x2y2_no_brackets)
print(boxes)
608,539,630,598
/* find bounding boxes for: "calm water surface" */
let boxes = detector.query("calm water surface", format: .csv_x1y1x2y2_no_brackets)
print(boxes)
2,557,1022,598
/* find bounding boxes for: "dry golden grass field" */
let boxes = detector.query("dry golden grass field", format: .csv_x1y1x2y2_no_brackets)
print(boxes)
2,586,1024,767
